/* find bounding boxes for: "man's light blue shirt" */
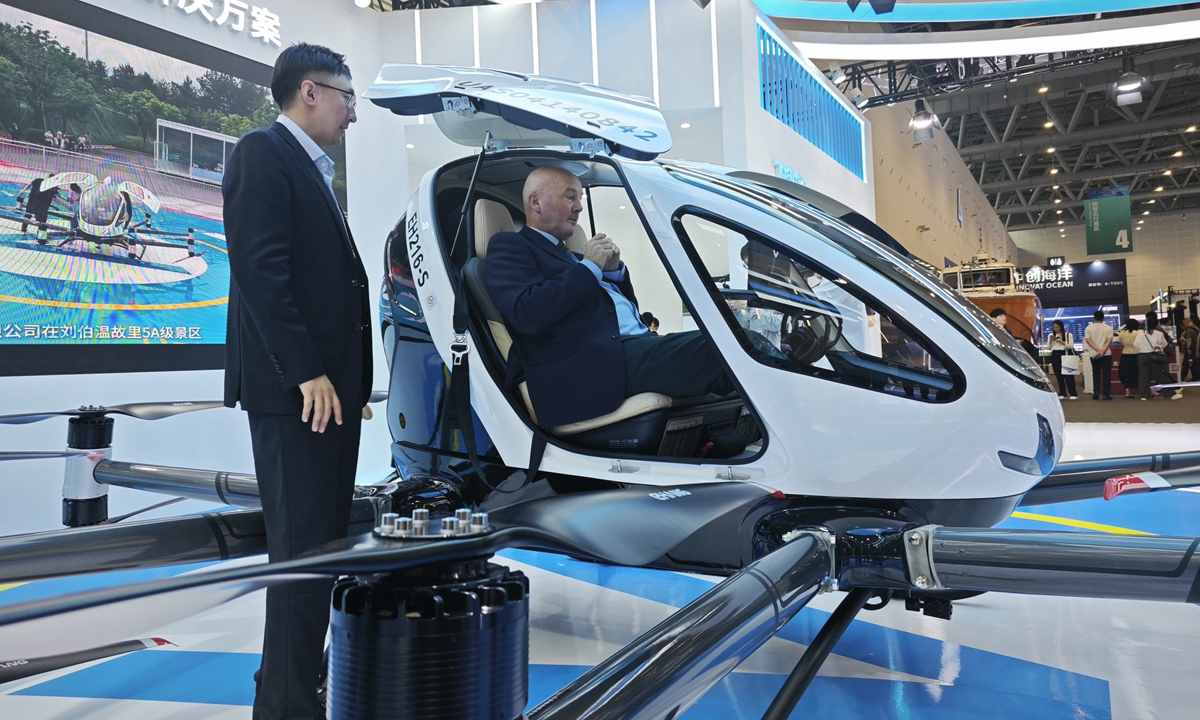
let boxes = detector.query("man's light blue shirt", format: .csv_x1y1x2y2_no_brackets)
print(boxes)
276,114,338,203
528,227,648,337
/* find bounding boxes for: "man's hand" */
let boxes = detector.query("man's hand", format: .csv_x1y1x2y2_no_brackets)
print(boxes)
299,374,343,433
583,233,614,268
601,238,622,273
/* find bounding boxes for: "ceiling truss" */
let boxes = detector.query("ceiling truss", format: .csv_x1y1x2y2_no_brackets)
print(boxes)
839,37,1200,233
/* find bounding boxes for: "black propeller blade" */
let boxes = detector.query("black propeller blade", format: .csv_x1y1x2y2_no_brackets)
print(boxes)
0,401,224,425
0,637,172,684
0,526,573,659
100,497,187,524
0,482,774,657
0,450,94,462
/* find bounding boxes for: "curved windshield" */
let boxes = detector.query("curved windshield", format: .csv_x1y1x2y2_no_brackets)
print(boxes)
677,211,960,402
660,162,1052,392
78,184,128,229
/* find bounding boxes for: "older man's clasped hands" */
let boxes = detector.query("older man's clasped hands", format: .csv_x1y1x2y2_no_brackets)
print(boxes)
583,232,622,272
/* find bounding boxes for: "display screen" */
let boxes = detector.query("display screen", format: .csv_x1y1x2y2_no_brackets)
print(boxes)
0,5,277,352
1043,304,1124,346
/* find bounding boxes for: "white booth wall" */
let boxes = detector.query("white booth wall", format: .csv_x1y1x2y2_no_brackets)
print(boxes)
0,0,872,533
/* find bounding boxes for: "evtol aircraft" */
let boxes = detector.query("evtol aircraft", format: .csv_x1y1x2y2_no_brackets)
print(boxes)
2,66,1200,720
0,173,202,261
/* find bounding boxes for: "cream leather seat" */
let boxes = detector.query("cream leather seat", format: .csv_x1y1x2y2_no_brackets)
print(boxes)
464,198,671,437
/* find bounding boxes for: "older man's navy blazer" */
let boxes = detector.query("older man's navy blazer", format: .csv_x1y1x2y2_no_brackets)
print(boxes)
486,225,638,427
222,122,372,415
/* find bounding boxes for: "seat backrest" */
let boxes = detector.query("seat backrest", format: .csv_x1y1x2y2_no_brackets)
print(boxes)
465,198,538,423
474,198,516,260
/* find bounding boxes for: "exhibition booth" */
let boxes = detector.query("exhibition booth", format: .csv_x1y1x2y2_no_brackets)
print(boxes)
2,2,1200,720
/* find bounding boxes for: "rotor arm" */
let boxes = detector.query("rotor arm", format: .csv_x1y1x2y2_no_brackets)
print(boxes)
94,460,262,508
901,525,1200,604
1022,450,1200,506
528,530,835,720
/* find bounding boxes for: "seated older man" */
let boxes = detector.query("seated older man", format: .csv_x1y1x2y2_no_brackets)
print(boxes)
486,166,732,428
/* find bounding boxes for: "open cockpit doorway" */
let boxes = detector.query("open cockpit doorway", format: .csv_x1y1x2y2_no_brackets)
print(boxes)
426,152,765,463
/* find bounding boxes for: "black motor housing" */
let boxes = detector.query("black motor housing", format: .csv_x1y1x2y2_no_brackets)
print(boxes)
328,559,529,720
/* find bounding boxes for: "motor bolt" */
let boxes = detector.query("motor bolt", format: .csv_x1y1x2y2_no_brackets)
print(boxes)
395,517,413,538
908,533,922,546
380,512,400,536
411,508,429,535
470,512,489,533
914,575,929,589
441,517,458,537
455,508,472,533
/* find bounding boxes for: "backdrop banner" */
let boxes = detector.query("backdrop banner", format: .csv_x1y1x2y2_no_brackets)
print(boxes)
1018,259,1128,306
1083,186,1133,255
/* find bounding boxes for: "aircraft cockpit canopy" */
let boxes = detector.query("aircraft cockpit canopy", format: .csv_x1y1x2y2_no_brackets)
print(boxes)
78,183,132,236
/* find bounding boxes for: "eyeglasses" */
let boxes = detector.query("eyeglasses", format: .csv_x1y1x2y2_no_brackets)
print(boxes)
311,81,356,109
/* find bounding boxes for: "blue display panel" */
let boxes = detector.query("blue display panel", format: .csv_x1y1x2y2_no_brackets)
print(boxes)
1043,304,1125,347
0,4,301,373
0,5,269,352
756,20,866,181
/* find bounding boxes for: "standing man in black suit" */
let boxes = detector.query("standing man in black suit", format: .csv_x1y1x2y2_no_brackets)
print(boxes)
222,43,370,720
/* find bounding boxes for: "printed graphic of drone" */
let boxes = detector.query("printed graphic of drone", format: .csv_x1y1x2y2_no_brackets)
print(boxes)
1,66,1199,720
0,172,200,261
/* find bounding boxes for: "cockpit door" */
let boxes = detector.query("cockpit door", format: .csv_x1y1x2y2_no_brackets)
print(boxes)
364,65,671,161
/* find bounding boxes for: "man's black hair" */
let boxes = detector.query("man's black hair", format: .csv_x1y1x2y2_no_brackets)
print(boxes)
271,43,351,109
989,307,1006,319
1094,310,1105,321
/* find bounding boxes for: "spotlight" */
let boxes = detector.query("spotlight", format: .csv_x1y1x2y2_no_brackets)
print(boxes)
1054,198,1062,204
848,87,869,109
406,143,414,149
1058,220,1064,224
1043,121,1054,128
1174,150,1185,157
1188,126,1198,132
1109,57,1152,106
1038,86,1050,94
1165,170,1173,175
1138,220,1145,224
680,123,691,129
1144,210,1151,215
1156,186,1164,192
1047,147,1056,153
1052,184,1060,189
1149,199,1156,204
354,0,371,7
827,62,847,85
1050,168,1059,174
1056,209,1063,214
908,99,940,144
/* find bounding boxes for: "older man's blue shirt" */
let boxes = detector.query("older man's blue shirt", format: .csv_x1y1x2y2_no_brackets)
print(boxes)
528,227,648,337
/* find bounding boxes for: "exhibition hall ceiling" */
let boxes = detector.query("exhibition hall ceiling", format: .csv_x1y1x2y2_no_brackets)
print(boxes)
778,5,1200,233
861,38,1200,233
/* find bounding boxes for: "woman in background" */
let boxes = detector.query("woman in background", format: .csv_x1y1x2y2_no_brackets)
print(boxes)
1137,312,1177,400
1047,320,1078,400
1116,318,1141,398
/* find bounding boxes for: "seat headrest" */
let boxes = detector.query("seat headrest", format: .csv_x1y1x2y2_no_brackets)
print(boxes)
474,199,516,259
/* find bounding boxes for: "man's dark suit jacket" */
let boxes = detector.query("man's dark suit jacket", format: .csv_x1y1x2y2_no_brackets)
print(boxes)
486,225,637,427
222,122,372,414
